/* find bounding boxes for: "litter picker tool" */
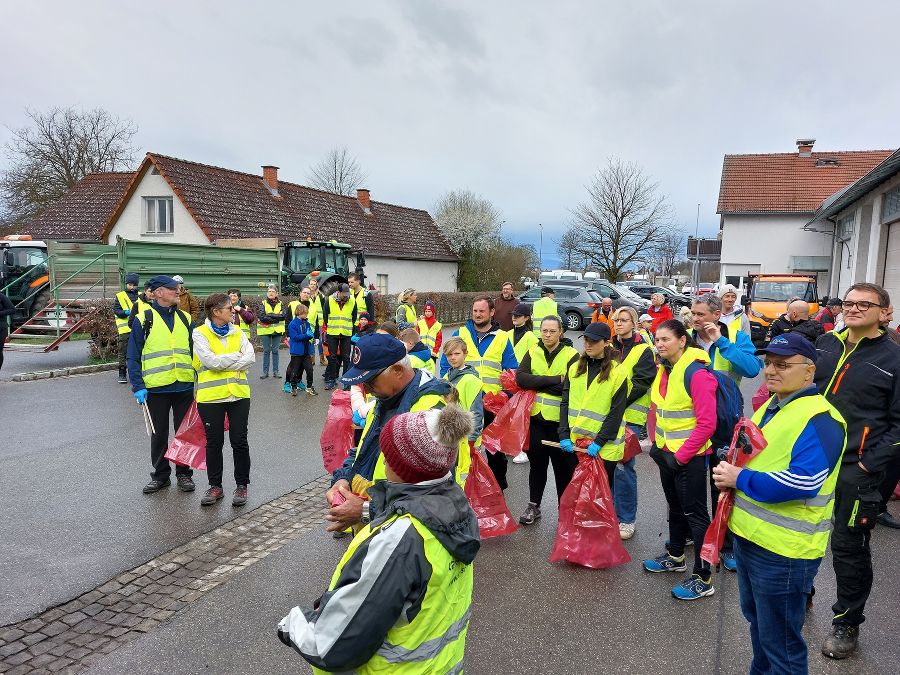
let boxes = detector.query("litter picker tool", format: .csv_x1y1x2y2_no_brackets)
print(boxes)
142,402,156,437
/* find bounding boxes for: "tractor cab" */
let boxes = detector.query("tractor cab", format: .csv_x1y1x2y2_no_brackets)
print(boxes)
281,239,365,297
0,236,50,324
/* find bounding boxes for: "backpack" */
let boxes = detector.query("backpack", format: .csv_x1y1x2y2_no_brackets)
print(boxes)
141,307,194,353
684,362,744,452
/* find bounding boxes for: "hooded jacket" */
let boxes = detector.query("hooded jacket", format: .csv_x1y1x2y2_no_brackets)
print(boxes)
445,364,485,440
278,475,479,673
408,341,433,365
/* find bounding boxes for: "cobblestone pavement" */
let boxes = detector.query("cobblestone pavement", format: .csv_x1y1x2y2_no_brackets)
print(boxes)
0,476,331,675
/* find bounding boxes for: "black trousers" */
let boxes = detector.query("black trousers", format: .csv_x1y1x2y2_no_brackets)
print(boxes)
483,410,508,490
831,462,884,627
527,417,578,506
878,455,900,512
325,334,351,383
651,446,711,576
147,390,194,481
197,398,251,487
0,332,6,372
287,354,314,388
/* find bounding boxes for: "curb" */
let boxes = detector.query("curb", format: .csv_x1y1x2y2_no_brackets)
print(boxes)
11,362,118,382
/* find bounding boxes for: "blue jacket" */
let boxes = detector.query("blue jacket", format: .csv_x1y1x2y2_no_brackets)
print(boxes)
288,318,314,356
438,319,518,377
695,321,761,381
126,301,194,394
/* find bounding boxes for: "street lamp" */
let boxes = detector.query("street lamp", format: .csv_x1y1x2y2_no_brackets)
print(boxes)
539,223,543,271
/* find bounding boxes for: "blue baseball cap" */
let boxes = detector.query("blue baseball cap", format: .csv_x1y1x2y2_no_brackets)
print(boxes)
756,332,817,362
341,333,408,385
147,275,179,291
125,272,139,285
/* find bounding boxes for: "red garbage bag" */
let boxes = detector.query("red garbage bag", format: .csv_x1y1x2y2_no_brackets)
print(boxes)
164,401,208,471
499,369,521,394
482,391,508,415
701,418,768,566
751,382,771,412
551,454,631,569
622,427,642,463
481,390,536,457
320,390,354,473
464,450,518,539
893,480,900,500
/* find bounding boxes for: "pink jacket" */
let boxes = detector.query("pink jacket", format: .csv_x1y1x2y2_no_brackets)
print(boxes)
657,362,717,464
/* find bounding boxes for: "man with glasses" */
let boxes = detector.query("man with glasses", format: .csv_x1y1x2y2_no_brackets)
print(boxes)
713,333,846,675
324,333,453,534
815,283,900,660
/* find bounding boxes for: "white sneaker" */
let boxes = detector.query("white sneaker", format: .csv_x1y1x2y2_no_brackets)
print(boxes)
619,522,635,540
512,451,529,464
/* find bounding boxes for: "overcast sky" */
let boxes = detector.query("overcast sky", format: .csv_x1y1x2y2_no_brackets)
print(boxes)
2,1,898,266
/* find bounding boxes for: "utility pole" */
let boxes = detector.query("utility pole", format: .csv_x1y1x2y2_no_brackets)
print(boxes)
692,204,700,291
539,223,543,271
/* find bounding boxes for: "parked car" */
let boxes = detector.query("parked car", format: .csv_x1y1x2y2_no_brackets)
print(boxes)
518,285,605,331
697,283,716,295
550,279,651,311
627,284,692,310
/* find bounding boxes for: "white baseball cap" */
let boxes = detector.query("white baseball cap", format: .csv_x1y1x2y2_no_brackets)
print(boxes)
172,275,184,284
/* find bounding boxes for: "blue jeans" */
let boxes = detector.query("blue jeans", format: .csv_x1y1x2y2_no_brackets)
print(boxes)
614,423,641,524
260,334,280,374
734,535,822,675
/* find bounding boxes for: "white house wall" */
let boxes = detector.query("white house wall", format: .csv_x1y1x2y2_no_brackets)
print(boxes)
105,170,210,245
720,214,833,294
364,256,457,294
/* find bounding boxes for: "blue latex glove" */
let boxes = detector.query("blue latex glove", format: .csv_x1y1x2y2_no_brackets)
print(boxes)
586,442,601,458
559,439,574,453
306,328,315,338
352,410,365,427
134,389,148,404
350,334,360,344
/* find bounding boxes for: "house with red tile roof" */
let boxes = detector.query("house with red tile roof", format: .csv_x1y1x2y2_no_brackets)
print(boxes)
27,153,460,293
716,139,893,297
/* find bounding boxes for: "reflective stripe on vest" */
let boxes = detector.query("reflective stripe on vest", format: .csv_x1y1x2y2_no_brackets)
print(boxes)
320,514,472,675
527,344,577,422
512,330,538,362
257,301,284,335
193,324,250,402
649,347,711,455
399,304,417,325
619,340,653,425
566,360,627,461
445,370,484,461
115,291,134,335
711,322,736,374
531,297,559,334
327,297,354,336
728,395,847,559
136,308,194,388
457,326,510,394
416,318,443,355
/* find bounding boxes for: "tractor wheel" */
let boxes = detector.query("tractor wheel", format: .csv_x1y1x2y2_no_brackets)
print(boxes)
28,286,54,325
318,279,343,299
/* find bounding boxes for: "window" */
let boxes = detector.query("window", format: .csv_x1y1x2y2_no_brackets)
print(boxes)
837,214,854,241
143,197,173,234
377,274,388,296
555,288,578,299
883,186,900,224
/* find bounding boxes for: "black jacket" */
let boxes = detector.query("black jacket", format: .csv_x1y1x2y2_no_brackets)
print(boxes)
558,357,628,446
516,342,579,425
767,314,823,344
612,332,657,408
814,329,900,473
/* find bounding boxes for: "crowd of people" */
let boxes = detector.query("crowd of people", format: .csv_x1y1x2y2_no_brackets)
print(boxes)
109,270,899,673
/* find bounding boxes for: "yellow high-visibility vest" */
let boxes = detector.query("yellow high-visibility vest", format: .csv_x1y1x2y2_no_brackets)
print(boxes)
326,296,354,336
526,343,578,423
193,324,250,402
416,318,443,357
566,360,628,461
650,347,711,456
135,307,194,388
618,341,653,426
115,291,134,335
532,297,559,334
257,301,284,336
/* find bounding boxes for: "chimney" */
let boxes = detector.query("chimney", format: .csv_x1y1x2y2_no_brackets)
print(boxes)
262,165,279,192
796,139,815,157
357,188,372,213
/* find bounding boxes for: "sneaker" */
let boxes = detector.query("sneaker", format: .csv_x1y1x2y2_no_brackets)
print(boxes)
260,373,269,379
672,574,715,601
512,451,529,464
519,502,541,525
722,550,737,571
324,381,335,391
320,356,328,366
822,624,859,659
619,522,636,540
643,552,687,573
176,475,195,492
273,372,282,379
296,382,307,391
200,486,224,506
306,386,318,396
118,368,128,384
232,485,248,507
876,511,900,529
142,478,171,494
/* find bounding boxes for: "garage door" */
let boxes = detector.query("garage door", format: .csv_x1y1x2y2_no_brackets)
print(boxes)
883,222,900,310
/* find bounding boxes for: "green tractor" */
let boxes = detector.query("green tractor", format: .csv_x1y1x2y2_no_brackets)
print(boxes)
281,240,366,297
0,236,51,326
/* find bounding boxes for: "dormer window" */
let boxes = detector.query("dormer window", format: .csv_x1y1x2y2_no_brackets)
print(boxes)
143,197,174,234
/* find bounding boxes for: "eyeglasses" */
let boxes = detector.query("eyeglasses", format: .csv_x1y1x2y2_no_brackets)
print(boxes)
841,300,881,311
763,359,811,371
613,318,633,323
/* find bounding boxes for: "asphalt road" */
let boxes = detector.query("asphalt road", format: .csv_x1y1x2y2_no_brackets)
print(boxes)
0,340,95,381
4,337,900,673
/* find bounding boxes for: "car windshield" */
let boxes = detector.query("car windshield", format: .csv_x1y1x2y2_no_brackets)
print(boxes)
586,290,603,302
751,281,817,303
699,283,714,289
613,284,643,300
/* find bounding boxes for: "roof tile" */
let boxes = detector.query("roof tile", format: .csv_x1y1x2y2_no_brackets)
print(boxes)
25,172,133,240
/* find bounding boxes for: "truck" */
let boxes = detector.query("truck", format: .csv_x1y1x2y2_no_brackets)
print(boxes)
746,273,820,347
0,236,51,326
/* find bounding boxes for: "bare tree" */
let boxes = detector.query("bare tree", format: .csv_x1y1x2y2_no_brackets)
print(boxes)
555,228,587,271
650,227,687,277
432,189,502,253
1,107,138,223
567,159,670,282
307,146,368,196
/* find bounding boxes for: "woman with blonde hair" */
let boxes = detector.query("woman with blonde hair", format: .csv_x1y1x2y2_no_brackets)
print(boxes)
678,305,694,329
395,288,418,330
